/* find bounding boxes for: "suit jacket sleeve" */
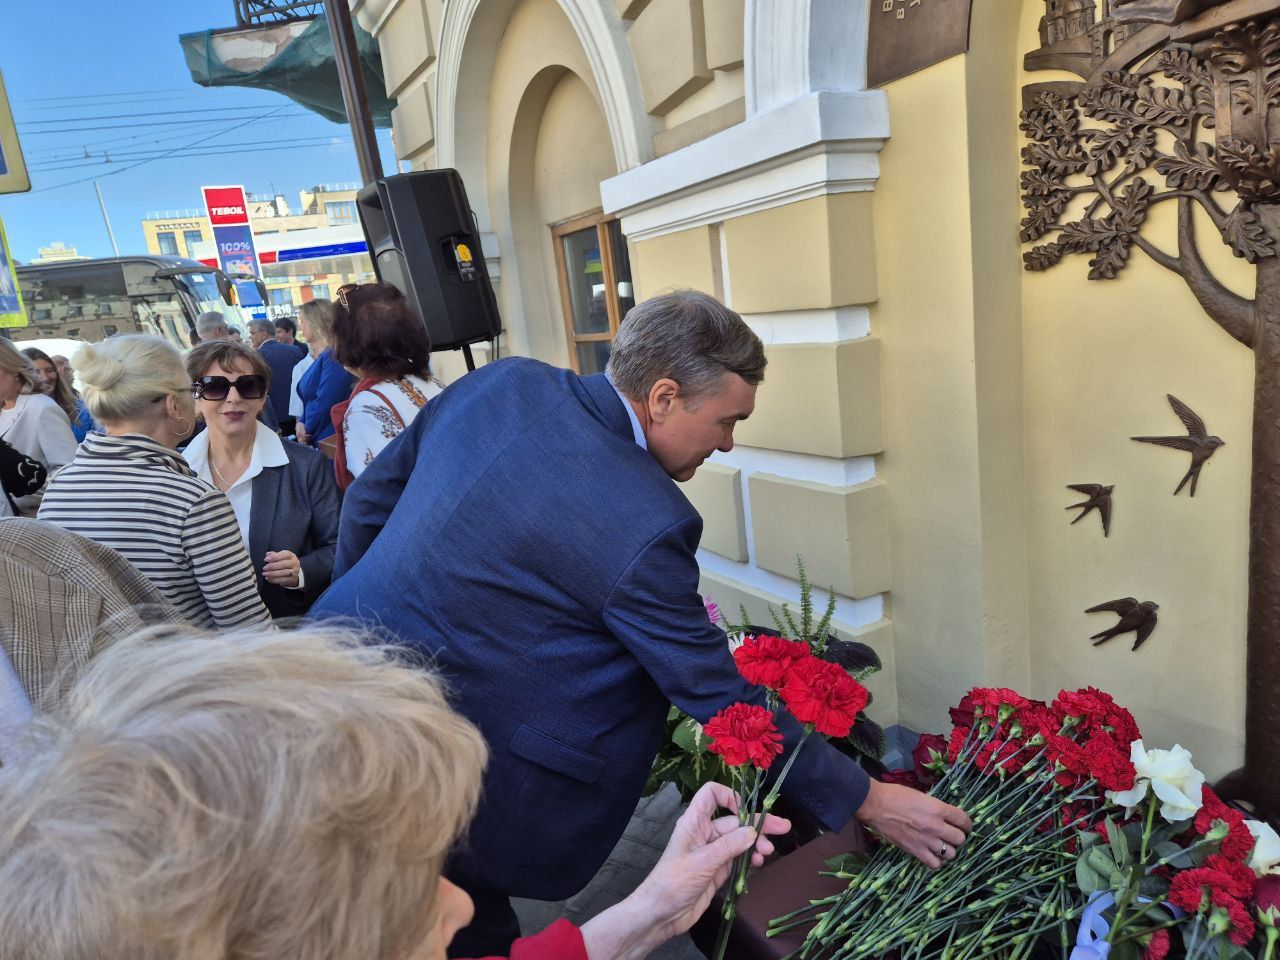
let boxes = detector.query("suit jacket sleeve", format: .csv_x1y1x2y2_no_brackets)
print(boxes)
601,514,870,831
332,399,430,578
297,452,342,595
302,356,352,436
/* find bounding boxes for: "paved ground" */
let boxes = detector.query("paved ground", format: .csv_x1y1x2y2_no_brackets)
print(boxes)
512,783,706,959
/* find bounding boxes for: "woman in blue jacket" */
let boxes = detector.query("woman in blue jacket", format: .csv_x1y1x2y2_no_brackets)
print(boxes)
292,298,355,447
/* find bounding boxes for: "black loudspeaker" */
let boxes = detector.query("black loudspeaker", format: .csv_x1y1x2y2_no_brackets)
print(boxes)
355,170,502,353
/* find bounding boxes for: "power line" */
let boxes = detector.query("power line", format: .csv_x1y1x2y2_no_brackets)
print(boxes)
21,112,314,136
14,87,210,103
34,104,296,193
18,105,317,125
29,138,353,172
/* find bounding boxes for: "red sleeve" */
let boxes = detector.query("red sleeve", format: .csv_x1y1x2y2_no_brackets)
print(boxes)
464,919,587,960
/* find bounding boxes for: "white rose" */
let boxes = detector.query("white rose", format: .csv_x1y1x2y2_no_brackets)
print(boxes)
1248,820,1280,876
1104,740,1204,822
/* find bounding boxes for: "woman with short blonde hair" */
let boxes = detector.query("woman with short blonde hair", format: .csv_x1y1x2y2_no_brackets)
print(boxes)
0,338,77,515
38,335,269,628
0,625,789,960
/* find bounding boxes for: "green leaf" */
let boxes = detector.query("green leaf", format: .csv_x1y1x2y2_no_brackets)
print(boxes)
1108,816,1130,869
1153,840,1197,868
678,762,705,798
1086,845,1121,881
847,716,887,760
822,640,882,678
1110,939,1139,960
1076,855,1104,895
824,851,870,875
666,704,681,722
1078,831,1102,850
672,717,705,756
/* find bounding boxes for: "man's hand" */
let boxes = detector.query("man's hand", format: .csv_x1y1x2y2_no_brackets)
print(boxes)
295,421,310,444
854,778,972,869
579,782,790,960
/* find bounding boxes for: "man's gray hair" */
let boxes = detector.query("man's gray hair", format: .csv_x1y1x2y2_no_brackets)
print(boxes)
195,311,229,339
248,318,276,336
606,290,766,403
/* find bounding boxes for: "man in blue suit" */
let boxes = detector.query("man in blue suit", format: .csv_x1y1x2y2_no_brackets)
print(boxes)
311,290,970,955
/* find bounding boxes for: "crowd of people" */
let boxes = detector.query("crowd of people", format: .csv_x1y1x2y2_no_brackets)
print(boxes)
0,288,973,959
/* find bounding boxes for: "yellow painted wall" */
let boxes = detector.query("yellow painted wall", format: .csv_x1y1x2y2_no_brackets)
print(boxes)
1013,1,1249,776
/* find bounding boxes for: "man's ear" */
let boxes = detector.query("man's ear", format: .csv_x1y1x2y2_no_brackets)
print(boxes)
646,378,681,423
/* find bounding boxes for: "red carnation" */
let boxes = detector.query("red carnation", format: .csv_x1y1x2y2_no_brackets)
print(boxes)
1195,787,1254,862
1082,731,1136,792
1018,704,1066,744
1052,687,1139,746
912,733,949,783
1046,734,1088,790
705,703,784,770
970,687,1032,723
1204,854,1256,900
947,726,970,763
780,657,869,738
733,634,813,691
1169,860,1256,920
1141,929,1170,960
1211,889,1256,945
949,694,976,729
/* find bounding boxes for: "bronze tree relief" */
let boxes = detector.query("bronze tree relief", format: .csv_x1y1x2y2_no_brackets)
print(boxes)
1021,0,1280,818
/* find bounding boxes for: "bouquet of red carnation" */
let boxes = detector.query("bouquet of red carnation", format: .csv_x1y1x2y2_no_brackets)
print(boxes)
1069,743,1280,960
703,633,871,960
771,685,1142,959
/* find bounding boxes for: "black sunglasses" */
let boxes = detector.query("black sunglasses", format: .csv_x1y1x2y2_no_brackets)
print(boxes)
193,375,267,401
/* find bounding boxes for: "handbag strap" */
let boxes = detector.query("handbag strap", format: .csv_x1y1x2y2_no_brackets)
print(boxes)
364,386,406,429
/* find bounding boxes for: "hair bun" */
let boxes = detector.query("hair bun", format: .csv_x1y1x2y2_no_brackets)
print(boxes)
74,345,127,391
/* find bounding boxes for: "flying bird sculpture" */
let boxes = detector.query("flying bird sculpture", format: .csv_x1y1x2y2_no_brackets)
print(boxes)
1065,483,1113,536
1132,394,1224,497
1085,597,1159,651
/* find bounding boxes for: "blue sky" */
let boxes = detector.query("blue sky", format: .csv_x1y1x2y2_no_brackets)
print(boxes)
0,1,395,263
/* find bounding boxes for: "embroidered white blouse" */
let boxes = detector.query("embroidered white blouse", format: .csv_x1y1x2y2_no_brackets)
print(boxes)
343,375,442,480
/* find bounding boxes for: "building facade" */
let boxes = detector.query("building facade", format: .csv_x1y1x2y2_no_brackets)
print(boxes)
351,0,1249,775
140,184,372,317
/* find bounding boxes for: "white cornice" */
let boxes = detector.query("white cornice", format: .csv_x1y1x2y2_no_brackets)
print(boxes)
600,90,889,241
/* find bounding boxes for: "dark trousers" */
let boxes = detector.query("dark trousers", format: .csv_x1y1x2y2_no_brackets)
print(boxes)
446,885,522,959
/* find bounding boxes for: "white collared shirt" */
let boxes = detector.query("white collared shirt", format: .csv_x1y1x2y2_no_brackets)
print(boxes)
183,421,290,548
605,374,647,450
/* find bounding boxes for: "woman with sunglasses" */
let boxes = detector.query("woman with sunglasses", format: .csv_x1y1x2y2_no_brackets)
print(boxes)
38,335,270,629
183,340,341,620
330,282,443,481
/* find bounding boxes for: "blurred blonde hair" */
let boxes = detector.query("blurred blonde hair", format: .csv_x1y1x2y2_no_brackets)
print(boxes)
73,334,189,424
297,298,336,343
0,337,42,395
0,625,488,960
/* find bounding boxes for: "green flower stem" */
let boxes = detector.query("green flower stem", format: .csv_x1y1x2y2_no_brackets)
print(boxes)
1105,916,1181,947
1105,792,1158,943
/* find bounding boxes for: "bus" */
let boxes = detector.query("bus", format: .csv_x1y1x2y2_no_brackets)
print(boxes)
9,255,265,350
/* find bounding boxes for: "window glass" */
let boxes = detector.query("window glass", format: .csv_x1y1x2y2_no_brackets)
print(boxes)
607,219,635,319
182,229,204,254
156,232,179,256
325,201,357,225
575,340,612,376
560,227,610,336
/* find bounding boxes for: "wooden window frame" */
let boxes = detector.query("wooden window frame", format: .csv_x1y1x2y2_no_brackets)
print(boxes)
551,210,625,373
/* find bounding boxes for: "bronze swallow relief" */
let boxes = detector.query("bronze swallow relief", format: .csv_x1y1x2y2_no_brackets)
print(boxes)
1132,395,1224,497
1065,483,1113,537
1086,597,1160,651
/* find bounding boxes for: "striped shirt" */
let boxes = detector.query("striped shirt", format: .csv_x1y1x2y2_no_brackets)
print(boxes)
37,433,271,629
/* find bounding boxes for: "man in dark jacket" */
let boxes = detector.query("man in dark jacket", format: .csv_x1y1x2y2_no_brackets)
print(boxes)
249,318,303,432
311,291,971,955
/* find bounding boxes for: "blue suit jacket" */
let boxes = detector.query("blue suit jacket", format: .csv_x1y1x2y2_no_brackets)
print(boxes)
311,358,868,899
259,339,302,421
297,349,356,445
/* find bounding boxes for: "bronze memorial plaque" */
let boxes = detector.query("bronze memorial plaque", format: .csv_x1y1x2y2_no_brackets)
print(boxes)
867,0,975,88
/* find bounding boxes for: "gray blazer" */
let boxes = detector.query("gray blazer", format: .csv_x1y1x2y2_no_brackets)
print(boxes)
249,440,341,620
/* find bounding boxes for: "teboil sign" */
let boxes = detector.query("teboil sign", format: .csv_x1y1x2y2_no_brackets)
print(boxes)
200,185,261,278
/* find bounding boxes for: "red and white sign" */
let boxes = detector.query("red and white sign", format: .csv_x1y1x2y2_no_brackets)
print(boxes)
201,185,252,226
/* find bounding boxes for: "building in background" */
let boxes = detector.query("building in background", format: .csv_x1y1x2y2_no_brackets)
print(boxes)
29,241,87,264
140,183,373,318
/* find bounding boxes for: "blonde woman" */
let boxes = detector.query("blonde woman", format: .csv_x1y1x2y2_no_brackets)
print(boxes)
0,338,77,515
38,335,270,629
0,625,787,960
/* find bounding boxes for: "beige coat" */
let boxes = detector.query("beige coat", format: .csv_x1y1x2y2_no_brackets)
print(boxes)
0,518,185,707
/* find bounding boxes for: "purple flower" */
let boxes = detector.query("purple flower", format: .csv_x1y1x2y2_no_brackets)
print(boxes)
703,595,722,625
